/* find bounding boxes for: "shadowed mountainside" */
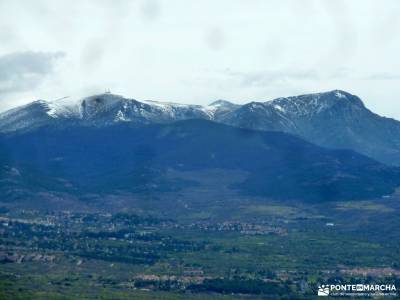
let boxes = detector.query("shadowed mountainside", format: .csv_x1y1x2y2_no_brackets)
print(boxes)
1,119,399,207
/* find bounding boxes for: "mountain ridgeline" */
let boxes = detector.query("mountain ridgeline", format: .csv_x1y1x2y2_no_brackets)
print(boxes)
1,90,400,166
0,90,400,207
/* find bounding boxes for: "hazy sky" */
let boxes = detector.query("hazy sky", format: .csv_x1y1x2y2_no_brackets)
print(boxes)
0,0,400,119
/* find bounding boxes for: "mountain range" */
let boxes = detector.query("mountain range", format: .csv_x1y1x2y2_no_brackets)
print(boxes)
1,90,399,166
0,90,400,210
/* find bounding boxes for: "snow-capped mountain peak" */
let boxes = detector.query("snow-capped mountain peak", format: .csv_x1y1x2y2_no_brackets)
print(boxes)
2,89,400,166
261,90,364,117
208,99,235,107
46,96,81,119
0,90,366,134
206,99,240,118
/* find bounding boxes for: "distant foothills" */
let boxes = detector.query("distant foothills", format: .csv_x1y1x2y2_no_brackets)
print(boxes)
0,90,400,210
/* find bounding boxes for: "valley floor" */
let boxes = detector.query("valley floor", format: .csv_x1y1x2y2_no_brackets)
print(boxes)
1,195,400,299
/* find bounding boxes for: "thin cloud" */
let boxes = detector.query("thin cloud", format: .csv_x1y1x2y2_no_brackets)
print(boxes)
222,69,320,87
363,73,400,81
0,51,65,94
140,0,161,21
205,27,226,51
0,0,400,119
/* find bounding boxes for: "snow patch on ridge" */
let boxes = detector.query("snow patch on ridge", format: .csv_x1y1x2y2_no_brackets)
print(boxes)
115,110,131,122
335,91,347,99
274,104,285,112
46,97,81,119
